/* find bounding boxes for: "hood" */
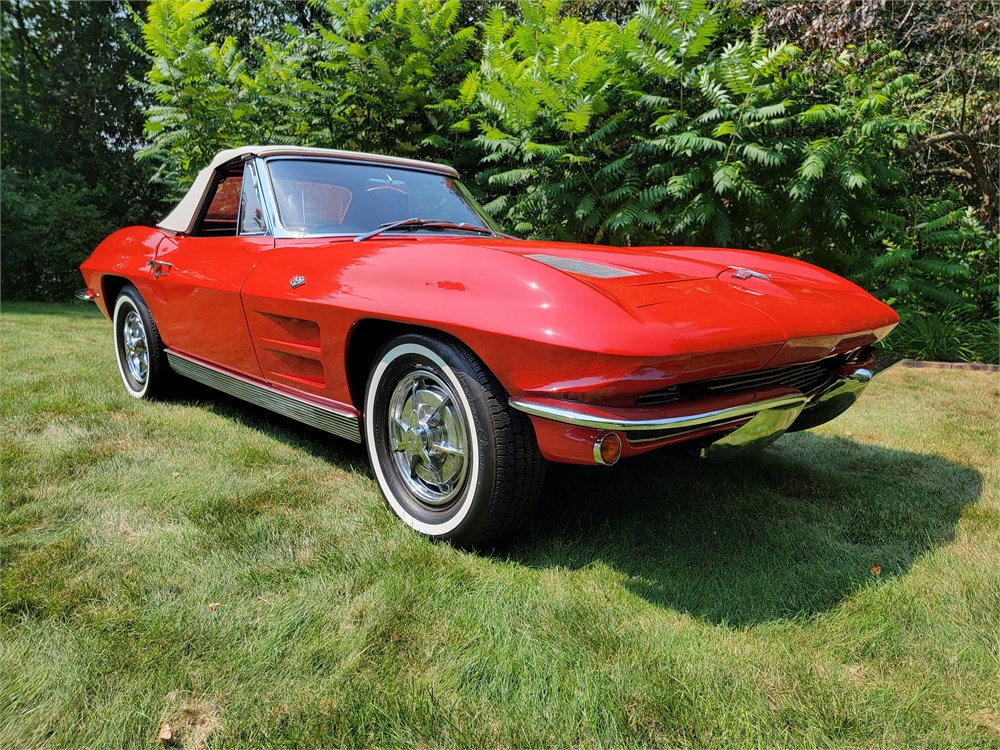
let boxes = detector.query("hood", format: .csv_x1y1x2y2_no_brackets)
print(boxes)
499,239,899,365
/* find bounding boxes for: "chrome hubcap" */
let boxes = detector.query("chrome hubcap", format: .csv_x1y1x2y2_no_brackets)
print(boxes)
388,369,469,506
122,310,149,384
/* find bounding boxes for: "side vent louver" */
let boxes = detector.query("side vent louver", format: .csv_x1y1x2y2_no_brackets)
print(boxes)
525,254,639,279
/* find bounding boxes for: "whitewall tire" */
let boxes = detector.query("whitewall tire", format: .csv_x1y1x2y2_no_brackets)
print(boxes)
364,334,544,547
113,286,170,399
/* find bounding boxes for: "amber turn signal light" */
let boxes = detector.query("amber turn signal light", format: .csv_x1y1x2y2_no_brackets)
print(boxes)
593,432,622,466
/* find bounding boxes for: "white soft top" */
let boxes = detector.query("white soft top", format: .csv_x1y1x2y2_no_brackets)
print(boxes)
157,145,460,234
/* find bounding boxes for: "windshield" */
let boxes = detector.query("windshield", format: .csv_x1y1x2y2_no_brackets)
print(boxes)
264,158,501,237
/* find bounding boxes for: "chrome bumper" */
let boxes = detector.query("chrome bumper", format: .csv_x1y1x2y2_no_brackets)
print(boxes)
511,390,808,462
788,351,900,432
511,357,898,462
786,368,871,432
510,391,808,443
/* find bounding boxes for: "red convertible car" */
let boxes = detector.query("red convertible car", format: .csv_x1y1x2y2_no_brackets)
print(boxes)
79,146,898,546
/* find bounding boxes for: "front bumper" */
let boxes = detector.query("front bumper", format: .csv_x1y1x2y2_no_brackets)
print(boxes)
510,360,893,465
510,390,807,441
788,349,902,432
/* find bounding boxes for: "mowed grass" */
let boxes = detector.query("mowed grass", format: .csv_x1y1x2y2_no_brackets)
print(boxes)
1,302,998,749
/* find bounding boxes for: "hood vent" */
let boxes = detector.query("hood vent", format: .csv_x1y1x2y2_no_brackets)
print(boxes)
525,253,639,279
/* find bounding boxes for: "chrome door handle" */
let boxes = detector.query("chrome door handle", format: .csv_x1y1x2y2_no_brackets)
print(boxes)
147,259,174,279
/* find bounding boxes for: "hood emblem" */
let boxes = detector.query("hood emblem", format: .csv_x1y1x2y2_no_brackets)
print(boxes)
289,275,306,289
730,267,770,282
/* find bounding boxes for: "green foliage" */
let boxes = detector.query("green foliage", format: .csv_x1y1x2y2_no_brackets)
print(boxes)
134,0,253,188
136,0,479,193
6,0,993,360
470,2,625,240
1,1,166,302
889,307,999,364
466,1,946,275
863,196,995,310
1,169,112,301
860,197,998,363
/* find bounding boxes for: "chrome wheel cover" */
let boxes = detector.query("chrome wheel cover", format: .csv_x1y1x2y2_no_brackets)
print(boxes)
388,369,469,506
121,310,149,385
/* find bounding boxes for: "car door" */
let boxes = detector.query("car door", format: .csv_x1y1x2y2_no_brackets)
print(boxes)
240,237,370,407
149,160,273,378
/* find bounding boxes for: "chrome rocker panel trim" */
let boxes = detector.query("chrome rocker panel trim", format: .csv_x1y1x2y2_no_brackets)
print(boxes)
509,392,808,434
165,350,362,443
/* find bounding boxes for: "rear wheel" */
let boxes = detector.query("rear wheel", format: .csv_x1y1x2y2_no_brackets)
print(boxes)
113,286,170,399
364,334,544,547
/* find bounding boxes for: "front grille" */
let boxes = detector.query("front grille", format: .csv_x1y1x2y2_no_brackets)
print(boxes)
636,356,844,406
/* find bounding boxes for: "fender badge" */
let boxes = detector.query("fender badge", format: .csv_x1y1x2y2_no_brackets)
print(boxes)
730,267,770,281
289,275,306,289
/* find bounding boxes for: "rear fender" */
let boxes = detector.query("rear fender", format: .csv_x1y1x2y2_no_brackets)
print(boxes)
80,227,163,320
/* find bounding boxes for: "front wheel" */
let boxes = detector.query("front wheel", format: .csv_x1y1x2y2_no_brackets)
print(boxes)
113,286,170,399
364,334,544,547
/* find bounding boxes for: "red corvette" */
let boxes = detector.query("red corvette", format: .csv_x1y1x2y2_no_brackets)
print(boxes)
79,146,899,545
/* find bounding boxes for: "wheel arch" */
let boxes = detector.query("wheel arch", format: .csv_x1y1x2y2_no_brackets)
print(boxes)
345,318,499,409
101,275,133,313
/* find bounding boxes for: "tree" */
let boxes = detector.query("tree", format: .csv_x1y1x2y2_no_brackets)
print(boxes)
1,0,166,301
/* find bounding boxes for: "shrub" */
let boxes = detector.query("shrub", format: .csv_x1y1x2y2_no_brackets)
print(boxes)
1,169,112,302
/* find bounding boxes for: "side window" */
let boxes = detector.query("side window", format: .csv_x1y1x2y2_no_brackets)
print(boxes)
196,171,242,236
238,163,267,236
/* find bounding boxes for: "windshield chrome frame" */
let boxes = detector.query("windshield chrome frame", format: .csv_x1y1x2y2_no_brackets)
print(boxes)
237,158,271,237
255,155,505,240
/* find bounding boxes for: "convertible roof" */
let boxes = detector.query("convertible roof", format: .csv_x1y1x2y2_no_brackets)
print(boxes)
157,146,461,234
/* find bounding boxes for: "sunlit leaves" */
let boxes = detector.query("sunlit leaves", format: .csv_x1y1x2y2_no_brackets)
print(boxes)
133,0,992,332
138,0,478,190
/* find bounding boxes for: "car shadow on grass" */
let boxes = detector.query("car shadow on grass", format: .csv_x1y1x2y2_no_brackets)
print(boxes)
167,383,982,627
506,432,983,627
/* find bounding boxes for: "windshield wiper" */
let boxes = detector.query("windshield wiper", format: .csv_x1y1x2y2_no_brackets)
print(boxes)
353,217,496,242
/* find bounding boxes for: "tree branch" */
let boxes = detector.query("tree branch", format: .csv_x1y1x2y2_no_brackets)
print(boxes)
909,130,992,227
919,167,972,180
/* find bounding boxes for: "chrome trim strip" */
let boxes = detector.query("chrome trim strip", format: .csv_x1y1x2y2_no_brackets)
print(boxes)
166,351,362,442
509,392,807,433
700,396,804,460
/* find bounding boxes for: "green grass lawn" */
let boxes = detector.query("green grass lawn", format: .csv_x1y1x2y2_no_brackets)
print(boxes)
2,302,998,749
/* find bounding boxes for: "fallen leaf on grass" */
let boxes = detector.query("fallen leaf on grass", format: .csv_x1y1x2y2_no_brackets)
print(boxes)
157,723,173,741
207,602,219,612
870,564,882,577
171,471,180,478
